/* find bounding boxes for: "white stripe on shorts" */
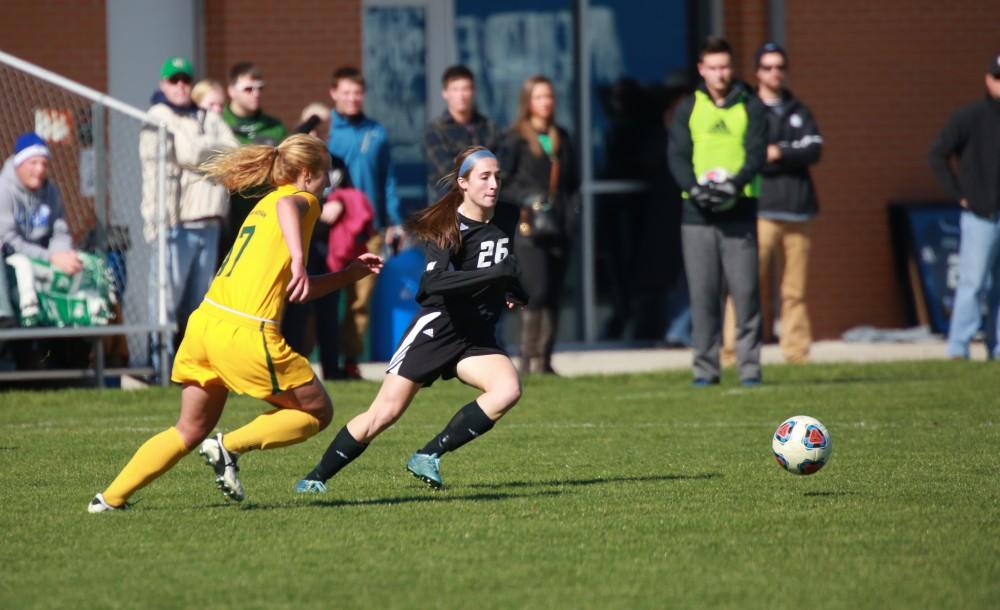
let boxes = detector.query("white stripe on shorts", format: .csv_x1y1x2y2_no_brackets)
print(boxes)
386,311,442,375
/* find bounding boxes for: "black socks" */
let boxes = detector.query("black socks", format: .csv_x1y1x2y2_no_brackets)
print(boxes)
419,401,495,457
305,402,496,483
305,426,368,483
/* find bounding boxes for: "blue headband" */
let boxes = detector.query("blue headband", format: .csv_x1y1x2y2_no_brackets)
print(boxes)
459,149,497,177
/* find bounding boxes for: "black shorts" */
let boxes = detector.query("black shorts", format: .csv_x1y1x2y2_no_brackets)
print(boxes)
385,309,506,387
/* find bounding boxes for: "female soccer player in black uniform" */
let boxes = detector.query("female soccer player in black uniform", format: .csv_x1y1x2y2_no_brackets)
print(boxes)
295,145,527,491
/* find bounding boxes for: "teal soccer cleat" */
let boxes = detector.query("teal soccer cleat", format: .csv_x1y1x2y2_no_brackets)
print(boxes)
294,479,327,494
406,452,443,489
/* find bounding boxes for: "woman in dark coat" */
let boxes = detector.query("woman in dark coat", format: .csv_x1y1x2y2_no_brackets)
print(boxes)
500,75,579,374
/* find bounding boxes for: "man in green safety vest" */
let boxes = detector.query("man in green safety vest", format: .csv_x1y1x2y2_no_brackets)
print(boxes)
668,36,767,387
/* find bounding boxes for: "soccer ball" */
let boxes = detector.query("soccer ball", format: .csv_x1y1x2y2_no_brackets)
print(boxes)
698,167,730,185
771,415,832,475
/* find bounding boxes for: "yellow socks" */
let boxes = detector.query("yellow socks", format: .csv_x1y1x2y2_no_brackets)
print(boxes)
223,408,321,453
102,427,188,507
100,410,320,507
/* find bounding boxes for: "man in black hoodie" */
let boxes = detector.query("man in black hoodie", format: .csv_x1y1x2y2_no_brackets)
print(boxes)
668,36,767,386
929,53,1000,360
723,42,823,366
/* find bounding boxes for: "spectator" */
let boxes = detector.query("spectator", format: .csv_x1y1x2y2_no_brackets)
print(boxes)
281,102,356,380
139,56,239,374
191,79,226,114
296,102,330,140
189,77,240,270
667,36,767,387
722,42,823,365
221,62,287,255
929,53,1000,360
0,131,116,377
327,66,400,379
500,75,579,374
423,65,499,201
0,131,109,326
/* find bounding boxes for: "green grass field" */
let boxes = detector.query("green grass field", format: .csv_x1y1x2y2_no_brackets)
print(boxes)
1,360,998,609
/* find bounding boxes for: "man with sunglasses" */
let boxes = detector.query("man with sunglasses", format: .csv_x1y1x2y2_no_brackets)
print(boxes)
223,62,286,146
722,42,823,367
220,62,289,258
140,56,239,379
929,53,1000,361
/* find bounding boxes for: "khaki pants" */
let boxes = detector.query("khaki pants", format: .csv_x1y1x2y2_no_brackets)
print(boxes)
723,218,812,364
341,232,384,360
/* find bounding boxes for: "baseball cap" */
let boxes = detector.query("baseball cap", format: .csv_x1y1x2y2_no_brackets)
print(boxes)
989,53,1000,77
160,56,194,80
754,42,787,67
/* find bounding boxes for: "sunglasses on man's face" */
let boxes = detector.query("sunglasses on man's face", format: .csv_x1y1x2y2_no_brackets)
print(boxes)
241,84,265,94
168,74,192,85
758,64,786,72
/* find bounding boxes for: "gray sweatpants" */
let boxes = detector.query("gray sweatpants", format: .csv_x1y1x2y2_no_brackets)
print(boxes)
681,221,762,381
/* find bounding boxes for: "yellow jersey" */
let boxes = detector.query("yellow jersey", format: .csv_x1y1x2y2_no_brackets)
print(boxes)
203,184,320,321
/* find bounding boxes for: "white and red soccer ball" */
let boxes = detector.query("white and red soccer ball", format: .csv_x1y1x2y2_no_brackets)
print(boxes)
772,415,832,475
697,167,731,185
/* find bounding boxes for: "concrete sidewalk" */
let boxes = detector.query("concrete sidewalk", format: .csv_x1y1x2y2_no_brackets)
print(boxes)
357,339,984,380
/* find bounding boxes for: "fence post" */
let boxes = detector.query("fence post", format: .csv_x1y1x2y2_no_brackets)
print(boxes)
92,103,108,251
156,123,170,386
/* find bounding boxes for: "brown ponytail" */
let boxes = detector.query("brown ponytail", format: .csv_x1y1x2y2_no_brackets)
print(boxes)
406,145,492,252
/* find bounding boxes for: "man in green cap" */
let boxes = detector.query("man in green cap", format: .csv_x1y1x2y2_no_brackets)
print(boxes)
140,55,239,377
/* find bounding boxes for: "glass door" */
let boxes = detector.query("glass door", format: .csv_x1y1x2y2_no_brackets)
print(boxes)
362,0,454,218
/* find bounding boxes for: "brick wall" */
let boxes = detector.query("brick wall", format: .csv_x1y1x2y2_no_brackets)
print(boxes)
3,1,994,339
724,0,997,337
0,1,107,91
203,0,362,132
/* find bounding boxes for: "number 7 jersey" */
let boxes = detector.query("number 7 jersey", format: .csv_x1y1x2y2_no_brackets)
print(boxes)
416,202,525,332
204,184,320,321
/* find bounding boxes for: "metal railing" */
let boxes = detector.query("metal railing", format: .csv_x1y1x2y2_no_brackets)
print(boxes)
0,50,172,386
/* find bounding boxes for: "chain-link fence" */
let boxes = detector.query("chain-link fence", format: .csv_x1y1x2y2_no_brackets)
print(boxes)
0,50,170,384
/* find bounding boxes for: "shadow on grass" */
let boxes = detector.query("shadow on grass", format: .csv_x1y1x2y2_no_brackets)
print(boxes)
465,472,721,491
177,489,564,512
803,490,856,498
301,489,563,509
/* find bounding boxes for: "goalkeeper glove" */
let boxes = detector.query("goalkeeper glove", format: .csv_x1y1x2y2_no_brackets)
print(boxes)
708,180,738,212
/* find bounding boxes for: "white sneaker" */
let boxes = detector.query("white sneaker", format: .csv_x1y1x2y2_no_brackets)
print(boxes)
88,493,127,513
198,433,244,502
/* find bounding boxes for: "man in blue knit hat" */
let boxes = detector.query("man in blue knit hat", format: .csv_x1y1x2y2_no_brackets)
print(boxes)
0,132,83,326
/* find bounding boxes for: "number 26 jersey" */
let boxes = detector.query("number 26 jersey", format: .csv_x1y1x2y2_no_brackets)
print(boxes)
416,202,525,332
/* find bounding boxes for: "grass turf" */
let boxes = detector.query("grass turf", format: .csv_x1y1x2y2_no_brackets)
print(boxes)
0,360,998,609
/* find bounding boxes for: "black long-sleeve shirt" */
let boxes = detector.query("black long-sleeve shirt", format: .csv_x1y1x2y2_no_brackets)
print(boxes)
757,89,823,221
416,203,526,337
423,111,499,202
929,94,1000,219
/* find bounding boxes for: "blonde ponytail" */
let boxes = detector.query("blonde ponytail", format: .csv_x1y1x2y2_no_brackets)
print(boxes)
200,133,330,194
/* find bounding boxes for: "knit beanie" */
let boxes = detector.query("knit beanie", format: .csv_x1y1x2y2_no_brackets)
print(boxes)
13,132,49,167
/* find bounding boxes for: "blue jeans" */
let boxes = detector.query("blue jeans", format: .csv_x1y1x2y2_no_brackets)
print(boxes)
947,211,1000,359
663,272,692,347
152,221,221,376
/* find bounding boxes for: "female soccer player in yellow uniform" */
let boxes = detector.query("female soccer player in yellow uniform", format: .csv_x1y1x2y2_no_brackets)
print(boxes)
89,134,382,512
